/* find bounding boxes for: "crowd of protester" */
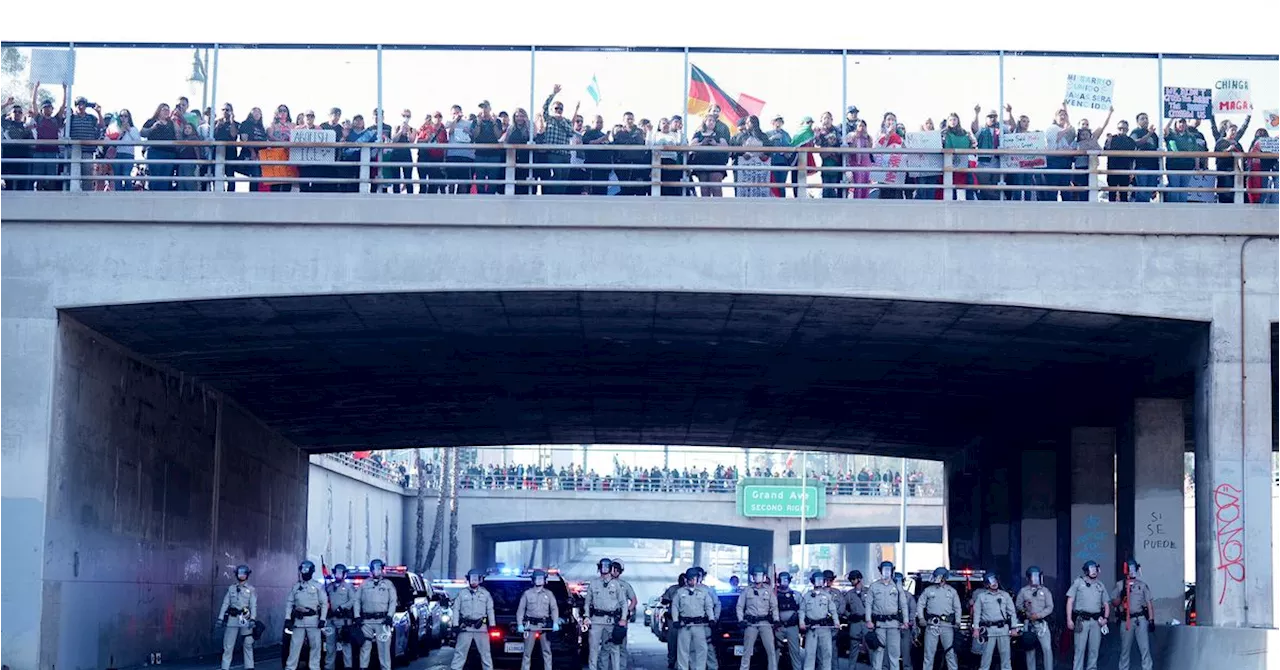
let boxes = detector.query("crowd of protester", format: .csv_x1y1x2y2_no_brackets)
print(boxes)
3,85,1276,203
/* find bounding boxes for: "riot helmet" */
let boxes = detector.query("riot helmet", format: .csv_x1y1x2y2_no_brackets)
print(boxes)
1025,566,1042,586
684,567,701,584
611,559,624,576
299,560,316,581
597,558,614,576
369,559,386,579
1081,560,1100,579
893,572,905,586
932,567,948,583
984,572,999,590
466,568,484,588
822,570,836,586
692,566,707,579
848,570,863,585
333,563,348,581
863,628,883,651
750,565,767,584
809,571,823,586
777,572,792,588
878,561,894,581
235,564,252,581
531,569,548,587
1124,559,1141,579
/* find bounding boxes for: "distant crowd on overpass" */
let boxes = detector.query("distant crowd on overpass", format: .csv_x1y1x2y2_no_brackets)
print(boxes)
3,88,1277,203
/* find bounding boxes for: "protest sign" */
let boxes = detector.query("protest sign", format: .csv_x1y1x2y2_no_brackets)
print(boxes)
1213,79,1252,113
29,48,76,85
870,135,906,185
903,131,943,173
1164,87,1212,119
1065,74,1113,111
289,128,337,163
1000,132,1047,170
1257,137,1279,154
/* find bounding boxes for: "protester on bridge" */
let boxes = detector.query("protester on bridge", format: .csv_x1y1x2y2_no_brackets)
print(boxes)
140,102,178,191
917,567,961,670
236,107,268,192
516,569,560,670
735,567,779,670
2,99,35,191
414,111,447,194
691,115,728,197
1015,566,1054,670
261,104,297,192
219,564,258,670
1247,129,1278,204
865,561,908,670
1112,559,1154,670
444,105,475,195
1213,121,1248,204
359,559,400,670
585,558,629,670
970,106,1002,200
774,572,804,670
673,567,716,670
611,560,640,670
1163,118,1201,204
1042,103,1076,202
971,572,1017,670
1102,119,1136,202
284,560,328,670
1129,113,1162,202
450,568,495,670
324,564,358,670
1065,560,1110,670
874,113,905,200
501,108,534,195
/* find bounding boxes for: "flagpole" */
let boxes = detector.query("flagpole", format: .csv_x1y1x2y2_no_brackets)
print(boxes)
841,49,848,145
799,452,808,575
682,48,690,143
529,46,537,125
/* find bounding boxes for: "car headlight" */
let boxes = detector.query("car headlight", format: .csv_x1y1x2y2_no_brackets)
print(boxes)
645,609,652,616
441,614,451,624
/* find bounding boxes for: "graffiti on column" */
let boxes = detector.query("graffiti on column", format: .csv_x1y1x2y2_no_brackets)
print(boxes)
346,500,354,559
365,494,373,560
326,480,334,560
383,513,390,560
1073,514,1105,563
1213,482,1246,605
1142,511,1177,551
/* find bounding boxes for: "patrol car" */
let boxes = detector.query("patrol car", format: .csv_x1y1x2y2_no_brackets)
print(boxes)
709,591,794,670
457,570,587,670
905,568,1019,670
345,565,449,661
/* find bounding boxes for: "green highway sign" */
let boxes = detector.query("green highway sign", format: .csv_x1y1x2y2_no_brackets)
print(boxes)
736,479,825,518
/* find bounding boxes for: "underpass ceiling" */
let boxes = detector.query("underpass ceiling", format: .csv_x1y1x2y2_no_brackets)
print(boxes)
65,291,1205,457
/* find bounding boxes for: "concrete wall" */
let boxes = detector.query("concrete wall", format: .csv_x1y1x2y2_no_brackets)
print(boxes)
27,320,308,670
307,458,405,568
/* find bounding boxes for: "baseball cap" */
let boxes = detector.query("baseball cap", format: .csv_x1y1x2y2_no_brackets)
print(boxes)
986,109,998,117
478,100,491,108
772,114,784,122
847,105,859,114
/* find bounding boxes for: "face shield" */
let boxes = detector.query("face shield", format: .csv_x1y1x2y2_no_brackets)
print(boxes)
599,559,614,576
1086,565,1099,579
533,573,547,587
370,561,385,579
235,566,251,581
881,565,893,581
1029,571,1041,586
467,574,482,589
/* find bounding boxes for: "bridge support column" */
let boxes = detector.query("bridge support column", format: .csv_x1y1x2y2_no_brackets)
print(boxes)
1017,448,1061,593
1193,314,1274,628
945,460,983,569
981,463,1014,583
1117,398,1186,624
1070,427,1117,586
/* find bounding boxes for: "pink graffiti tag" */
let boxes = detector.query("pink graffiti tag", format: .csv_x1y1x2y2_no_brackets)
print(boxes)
1213,482,1246,605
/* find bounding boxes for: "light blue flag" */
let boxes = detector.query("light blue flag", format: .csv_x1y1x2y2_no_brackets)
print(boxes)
587,74,601,105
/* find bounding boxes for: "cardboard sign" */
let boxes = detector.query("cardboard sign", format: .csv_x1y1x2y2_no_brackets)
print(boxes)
870,135,905,185
1164,87,1212,120
289,129,337,163
29,48,76,86
1065,74,1113,111
1000,132,1047,170
903,131,943,172
1213,79,1252,113
1257,137,1279,154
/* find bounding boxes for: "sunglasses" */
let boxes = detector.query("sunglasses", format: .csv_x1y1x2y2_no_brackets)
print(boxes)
306,113,315,118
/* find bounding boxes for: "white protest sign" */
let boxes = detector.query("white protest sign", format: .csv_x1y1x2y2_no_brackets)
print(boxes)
903,131,943,173
870,135,906,185
1257,137,1279,154
1213,79,1252,113
289,129,337,163
1000,132,1047,170
29,48,76,86
1065,74,1114,111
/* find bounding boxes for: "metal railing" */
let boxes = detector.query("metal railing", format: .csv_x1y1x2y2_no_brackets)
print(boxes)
406,470,939,497
2,139,1276,203
323,452,410,487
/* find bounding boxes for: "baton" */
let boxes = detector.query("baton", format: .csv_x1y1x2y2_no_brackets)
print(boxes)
1124,561,1132,632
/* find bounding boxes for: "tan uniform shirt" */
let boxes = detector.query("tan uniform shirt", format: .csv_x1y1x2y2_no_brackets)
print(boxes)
736,585,778,622
917,584,961,623
800,588,840,625
517,586,559,625
843,586,866,619
584,577,627,623
220,582,257,627
1016,585,1054,621
1066,577,1108,614
972,589,1018,628
673,586,716,622
286,579,329,628
454,587,496,629
327,581,359,620
1113,579,1153,620
358,577,399,619
866,580,908,622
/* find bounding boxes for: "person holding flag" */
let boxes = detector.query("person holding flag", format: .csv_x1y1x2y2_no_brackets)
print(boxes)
1111,559,1153,670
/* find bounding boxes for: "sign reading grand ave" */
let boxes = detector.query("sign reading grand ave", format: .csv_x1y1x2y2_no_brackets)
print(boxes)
736,478,826,518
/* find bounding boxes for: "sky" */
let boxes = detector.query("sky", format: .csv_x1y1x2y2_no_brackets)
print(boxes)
3,2,1276,138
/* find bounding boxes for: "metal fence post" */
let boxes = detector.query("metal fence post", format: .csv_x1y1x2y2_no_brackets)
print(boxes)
795,149,806,201
1088,152,1100,202
359,146,371,194
69,144,82,192
505,147,516,196
650,149,661,196
214,145,226,193
1233,158,1244,204
942,152,954,201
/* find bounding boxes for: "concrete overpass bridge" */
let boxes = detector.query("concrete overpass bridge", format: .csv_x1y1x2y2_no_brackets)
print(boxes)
2,193,1277,669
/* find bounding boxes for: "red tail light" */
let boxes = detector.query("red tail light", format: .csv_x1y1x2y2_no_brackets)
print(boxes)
489,629,503,640
722,633,730,638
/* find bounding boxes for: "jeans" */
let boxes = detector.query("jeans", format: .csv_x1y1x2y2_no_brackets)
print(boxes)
1166,172,1190,203
177,157,198,191
1042,156,1072,201
1133,172,1159,203
446,156,475,194
114,155,135,191
147,147,177,191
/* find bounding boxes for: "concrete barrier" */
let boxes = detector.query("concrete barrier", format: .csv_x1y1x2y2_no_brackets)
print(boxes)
1151,625,1276,670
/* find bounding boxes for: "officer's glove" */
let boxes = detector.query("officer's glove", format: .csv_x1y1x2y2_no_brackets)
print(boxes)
1100,623,1109,635
552,621,561,632
518,623,526,634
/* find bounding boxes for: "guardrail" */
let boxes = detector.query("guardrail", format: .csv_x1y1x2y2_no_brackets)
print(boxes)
2,139,1276,203
406,470,939,497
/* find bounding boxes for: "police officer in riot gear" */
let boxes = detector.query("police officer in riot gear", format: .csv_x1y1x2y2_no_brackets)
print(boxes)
585,558,629,670
1112,559,1154,670
517,569,560,670
917,567,961,670
360,559,400,670
285,560,329,670
451,568,496,670
891,572,916,668
691,567,721,670
801,571,840,670
664,573,689,669
865,561,908,670
840,571,867,670
971,572,1018,670
1066,560,1110,670
220,564,258,670
611,559,639,670
1015,566,1053,670
325,564,358,670
774,572,804,670
673,566,716,670
735,566,778,670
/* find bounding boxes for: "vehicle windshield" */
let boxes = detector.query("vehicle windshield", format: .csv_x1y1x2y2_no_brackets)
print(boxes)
482,579,572,613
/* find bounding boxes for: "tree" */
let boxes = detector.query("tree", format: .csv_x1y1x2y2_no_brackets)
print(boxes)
421,449,449,574
446,448,461,578
1,46,52,109
414,448,428,573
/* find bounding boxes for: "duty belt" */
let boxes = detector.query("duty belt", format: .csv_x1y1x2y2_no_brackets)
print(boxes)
365,610,389,618
845,614,866,623
1072,610,1104,622
682,616,710,625
979,619,1010,628
805,617,835,627
331,607,354,618
226,607,248,616
292,607,318,617
925,613,955,624
778,602,799,612
460,617,485,629
744,615,771,624
524,617,551,625
1127,608,1150,620
590,608,622,619
871,614,900,623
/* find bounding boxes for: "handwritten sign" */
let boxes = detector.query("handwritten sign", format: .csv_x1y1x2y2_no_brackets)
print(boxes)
1000,132,1047,170
30,48,76,86
289,128,336,163
1065,74,1113,111
903,131,943,172
1213,79,1252,113
870,135,906,185
1257,137,1279,154
1164,87,1212,120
